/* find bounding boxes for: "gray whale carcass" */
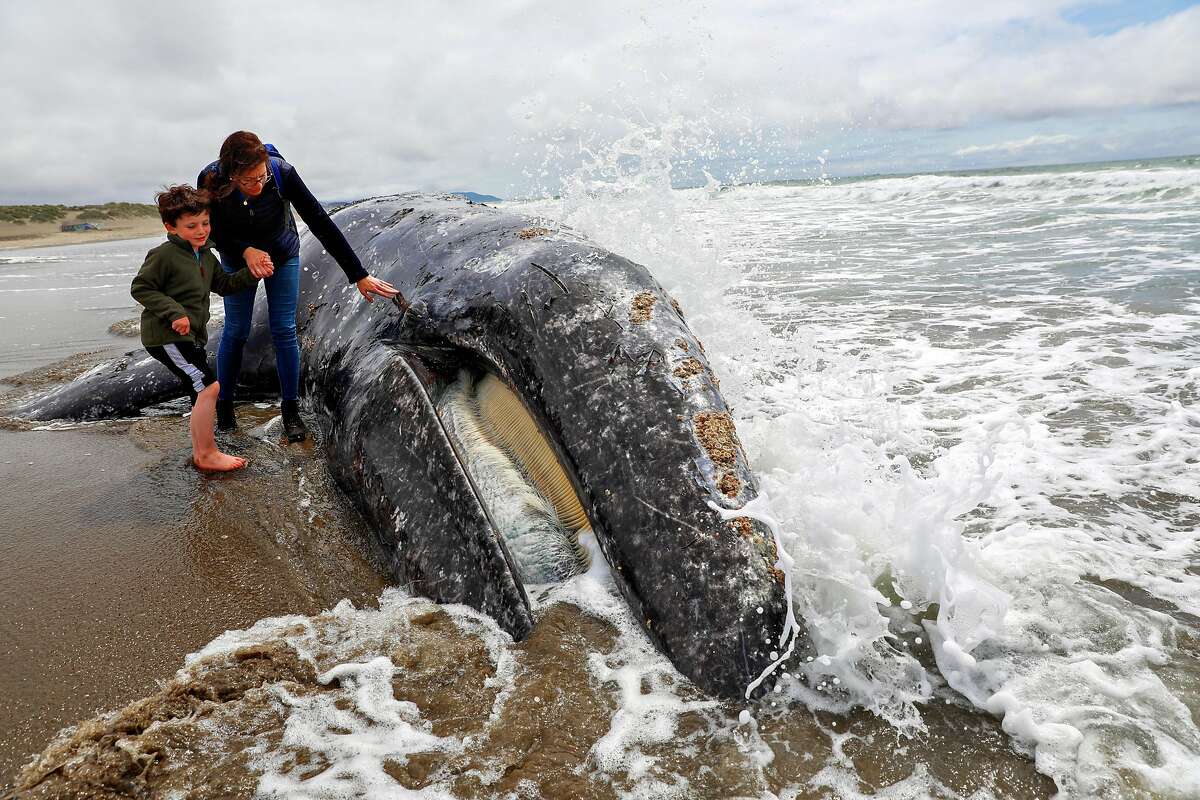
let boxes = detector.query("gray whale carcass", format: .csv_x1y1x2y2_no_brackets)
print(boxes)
12,194,804,699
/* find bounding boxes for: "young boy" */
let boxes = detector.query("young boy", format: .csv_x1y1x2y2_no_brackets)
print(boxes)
131,185,264,471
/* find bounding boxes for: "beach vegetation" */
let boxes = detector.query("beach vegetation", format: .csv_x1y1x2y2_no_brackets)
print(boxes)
0,205,66,223
0,202,157,224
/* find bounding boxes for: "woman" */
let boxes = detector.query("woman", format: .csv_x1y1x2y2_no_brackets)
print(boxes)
199,131,397,442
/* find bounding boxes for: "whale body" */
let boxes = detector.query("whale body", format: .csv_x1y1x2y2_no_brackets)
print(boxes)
12,195,804,699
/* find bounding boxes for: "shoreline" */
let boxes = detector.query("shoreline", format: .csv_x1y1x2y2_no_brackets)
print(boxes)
0,219,163,252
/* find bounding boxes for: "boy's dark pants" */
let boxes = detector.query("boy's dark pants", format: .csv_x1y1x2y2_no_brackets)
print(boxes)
145,342,217,406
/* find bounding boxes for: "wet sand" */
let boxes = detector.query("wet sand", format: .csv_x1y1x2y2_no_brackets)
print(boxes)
0,401,389,788
9,599,1056,799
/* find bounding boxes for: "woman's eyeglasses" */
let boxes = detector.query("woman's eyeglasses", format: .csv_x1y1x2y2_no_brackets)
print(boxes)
235,170,270,187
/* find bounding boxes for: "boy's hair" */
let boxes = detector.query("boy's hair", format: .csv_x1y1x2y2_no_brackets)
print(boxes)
155,184,210,225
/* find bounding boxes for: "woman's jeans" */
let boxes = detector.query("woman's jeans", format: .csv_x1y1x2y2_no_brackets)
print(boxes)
217,255,301,402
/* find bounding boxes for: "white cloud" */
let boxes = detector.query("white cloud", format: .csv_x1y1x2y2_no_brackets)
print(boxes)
0,1,1197,201
953,134,1079,157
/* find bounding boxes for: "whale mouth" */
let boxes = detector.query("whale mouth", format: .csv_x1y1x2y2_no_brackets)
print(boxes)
397,344,594,587
436,369,592,585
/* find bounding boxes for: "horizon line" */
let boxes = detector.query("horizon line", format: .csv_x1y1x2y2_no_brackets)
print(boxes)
2,152,1196,208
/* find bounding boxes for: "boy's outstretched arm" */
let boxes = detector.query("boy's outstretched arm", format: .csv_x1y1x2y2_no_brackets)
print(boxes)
210,265,260,297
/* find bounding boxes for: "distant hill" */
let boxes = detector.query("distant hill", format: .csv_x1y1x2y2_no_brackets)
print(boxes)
451,191,502,203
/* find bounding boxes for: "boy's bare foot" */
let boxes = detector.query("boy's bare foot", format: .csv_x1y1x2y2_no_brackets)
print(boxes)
193,451,248,472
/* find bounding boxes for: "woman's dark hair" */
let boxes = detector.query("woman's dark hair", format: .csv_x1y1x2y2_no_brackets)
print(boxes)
155,184,210,225
202,130,268,199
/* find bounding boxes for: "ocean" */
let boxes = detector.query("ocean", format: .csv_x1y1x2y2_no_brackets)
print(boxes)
0,236,162,379
2,154,1198,798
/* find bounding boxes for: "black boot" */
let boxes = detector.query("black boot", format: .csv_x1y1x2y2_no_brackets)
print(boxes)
281,399,307,443
216,398,237,431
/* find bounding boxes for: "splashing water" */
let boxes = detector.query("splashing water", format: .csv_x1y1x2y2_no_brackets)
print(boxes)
516,129,1200,796
520,121,1010,733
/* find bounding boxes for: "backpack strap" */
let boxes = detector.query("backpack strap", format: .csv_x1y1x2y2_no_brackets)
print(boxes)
263,143,296,235
263,143,286,200
268,157,284,197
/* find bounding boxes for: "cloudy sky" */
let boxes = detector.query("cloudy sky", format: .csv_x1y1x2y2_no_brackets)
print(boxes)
1,0,1197,203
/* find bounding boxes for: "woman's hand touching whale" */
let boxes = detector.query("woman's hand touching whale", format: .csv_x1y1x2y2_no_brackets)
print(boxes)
356,275,399,303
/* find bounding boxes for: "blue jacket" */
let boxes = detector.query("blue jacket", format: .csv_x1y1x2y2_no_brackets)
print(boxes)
198,157,367,283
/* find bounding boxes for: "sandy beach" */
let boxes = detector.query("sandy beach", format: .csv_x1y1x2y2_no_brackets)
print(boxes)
0,364,391,786
0,218,164,251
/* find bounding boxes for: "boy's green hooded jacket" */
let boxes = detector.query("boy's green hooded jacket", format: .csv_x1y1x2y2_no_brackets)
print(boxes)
130,234,258,348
